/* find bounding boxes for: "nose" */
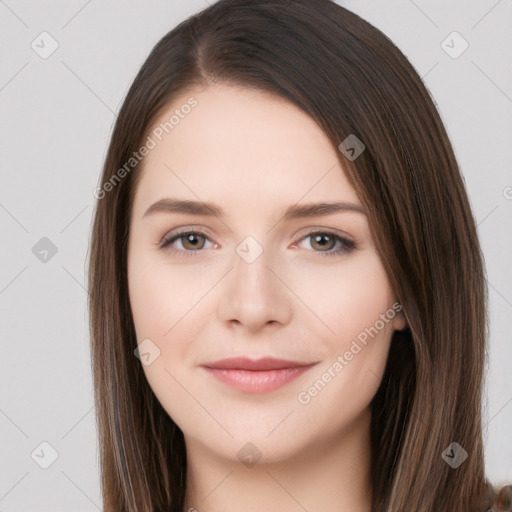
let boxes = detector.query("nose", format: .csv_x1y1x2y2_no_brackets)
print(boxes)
216,239,293,335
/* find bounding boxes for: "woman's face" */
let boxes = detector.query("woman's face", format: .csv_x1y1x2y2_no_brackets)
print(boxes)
127,83,405,465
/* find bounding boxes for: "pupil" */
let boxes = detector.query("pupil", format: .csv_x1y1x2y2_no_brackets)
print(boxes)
185,234,203,249
314,234,333,250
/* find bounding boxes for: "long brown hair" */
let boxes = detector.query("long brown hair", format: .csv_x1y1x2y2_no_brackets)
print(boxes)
88,1,498,510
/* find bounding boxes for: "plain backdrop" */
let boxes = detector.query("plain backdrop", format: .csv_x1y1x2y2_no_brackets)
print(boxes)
1,1,511,510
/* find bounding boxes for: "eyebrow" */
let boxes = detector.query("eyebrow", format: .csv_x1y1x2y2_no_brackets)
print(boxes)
142,198,367,221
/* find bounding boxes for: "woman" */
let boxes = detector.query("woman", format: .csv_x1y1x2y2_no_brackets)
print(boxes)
88,0,510,510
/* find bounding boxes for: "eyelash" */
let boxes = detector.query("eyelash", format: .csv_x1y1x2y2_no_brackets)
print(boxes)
158,229,356,258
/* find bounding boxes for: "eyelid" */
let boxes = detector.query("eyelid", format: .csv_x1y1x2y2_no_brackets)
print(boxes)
290,229,356,256
158,226,356,256
158,227,216,250
293,226,354,243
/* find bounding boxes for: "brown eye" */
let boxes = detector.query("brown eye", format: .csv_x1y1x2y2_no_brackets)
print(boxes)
180,233,207,250
310,233,337,252
159,230,213,255
294,231,356,257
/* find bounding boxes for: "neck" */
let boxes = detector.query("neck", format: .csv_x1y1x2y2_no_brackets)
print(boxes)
182,407,373,512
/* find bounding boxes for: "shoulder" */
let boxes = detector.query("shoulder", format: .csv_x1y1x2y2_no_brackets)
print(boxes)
486,482,511,511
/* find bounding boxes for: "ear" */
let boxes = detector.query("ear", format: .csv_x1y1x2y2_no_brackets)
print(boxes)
391,301,407,331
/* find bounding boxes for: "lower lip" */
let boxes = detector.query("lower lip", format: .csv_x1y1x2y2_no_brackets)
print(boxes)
202,365,314,393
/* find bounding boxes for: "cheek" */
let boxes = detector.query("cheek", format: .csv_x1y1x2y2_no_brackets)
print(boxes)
129,247,395,366
288,253,395,433
291,251,395,407
291,249,395,347
128,252,214,340
128,250,219,400
128,245,397,441
128,253,213,424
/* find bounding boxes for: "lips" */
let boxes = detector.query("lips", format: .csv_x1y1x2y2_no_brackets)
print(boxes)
204,356,313,371
201,357,316,393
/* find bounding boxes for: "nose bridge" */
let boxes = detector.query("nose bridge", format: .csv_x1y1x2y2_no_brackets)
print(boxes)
232,234,277,306
217,233,291,332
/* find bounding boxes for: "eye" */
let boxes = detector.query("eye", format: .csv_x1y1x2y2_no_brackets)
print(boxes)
292,231,355,257
158,229,356,258
158,230,214,257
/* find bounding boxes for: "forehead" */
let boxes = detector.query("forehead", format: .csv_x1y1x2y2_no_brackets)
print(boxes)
133,84,359,212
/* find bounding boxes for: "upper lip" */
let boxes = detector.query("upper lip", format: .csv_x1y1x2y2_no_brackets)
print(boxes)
203,357,315,371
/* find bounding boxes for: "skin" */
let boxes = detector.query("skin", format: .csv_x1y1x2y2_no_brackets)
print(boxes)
127,83,406,512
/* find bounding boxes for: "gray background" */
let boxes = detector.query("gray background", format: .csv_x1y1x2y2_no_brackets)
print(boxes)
1,0,511,510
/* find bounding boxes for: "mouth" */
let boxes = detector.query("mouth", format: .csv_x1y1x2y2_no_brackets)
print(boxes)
201,357,317,393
